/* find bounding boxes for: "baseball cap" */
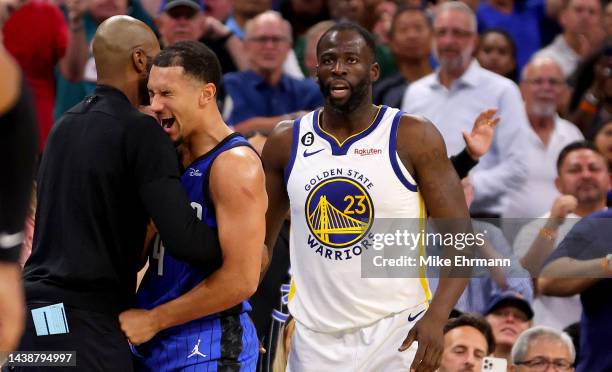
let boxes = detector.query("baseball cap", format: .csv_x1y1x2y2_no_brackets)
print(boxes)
484,291,534,320
160,0,205,13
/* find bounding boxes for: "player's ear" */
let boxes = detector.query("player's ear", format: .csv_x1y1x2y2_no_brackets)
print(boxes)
370,62,380,83
199,83,217,105
132,48,147,74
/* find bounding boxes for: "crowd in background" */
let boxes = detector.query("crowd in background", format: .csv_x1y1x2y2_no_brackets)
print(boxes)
2,0,612,371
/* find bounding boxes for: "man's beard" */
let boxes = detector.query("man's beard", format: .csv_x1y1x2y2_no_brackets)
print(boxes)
319,78,370,114
530,101,557,118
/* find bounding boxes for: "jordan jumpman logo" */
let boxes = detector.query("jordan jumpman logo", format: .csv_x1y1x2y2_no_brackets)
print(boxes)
187,339,207,359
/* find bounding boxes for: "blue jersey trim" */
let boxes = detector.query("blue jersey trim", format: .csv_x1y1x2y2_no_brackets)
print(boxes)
313,105,388,156
283,117,302,186
389,110,418,192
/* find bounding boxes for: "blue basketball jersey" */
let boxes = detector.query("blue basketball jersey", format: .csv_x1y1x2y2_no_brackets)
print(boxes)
133,133,258,371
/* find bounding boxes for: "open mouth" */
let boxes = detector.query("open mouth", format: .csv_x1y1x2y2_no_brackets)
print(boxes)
329,81,350,99
161,117,176,129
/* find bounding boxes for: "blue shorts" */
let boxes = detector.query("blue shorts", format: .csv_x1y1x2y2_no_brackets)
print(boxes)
132,312,258,372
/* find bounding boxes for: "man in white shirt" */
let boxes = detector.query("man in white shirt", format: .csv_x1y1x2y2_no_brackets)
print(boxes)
513,141,610,329
504,57,584,220
402,1,529,218
533,0,603,78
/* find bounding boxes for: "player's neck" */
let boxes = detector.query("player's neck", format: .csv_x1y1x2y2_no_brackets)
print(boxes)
321,102,379,140
180,109,233,167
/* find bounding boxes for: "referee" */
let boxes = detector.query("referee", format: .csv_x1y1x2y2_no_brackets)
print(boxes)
13,16,222,371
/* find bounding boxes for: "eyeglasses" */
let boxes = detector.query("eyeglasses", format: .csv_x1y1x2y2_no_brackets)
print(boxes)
433,28,474,38
247,36,290,45
515,357,574,371
524,78,565,87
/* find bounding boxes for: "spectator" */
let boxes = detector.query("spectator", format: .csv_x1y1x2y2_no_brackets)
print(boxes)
477,29,518,82
513,141,609,329
540,209,612,372
280,0,329,39
402,1,529,219
223,11,323,134
2,0,88,153
53,0,156,120
511,326,576,372
484,291,534,367
504,57,584,220
429,176,533,315
533,0,604,78
206,0,233,22
373,5,433,108
605,0,612,37
594,120,612,167
301,20,336,78
155,0,247,73
439,314,496,372
225,0,270,39
567,45,612,138
476,0,546,72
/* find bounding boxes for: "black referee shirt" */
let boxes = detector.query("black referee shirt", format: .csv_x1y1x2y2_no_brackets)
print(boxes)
23,85,221,315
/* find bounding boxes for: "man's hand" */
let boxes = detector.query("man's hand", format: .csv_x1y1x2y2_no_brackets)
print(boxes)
118,308,160,346
0,262,25,352
399,312,445,372
547,194,578,228
462,108,499,161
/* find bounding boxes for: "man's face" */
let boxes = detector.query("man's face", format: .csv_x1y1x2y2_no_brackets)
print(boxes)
316,30,379,114
433,10,477,74
561,0,602,36
486,305,531,349
244,19,292,74
514,337,574,372
158,6,204,45
557,149,610,205
439,326,488,372
520,60,566,118
328,0,365,23
89,0,127,23
147,65,202,145
390,10,432,62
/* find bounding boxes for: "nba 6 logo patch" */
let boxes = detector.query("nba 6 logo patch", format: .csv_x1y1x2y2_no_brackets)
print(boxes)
305,177,374,248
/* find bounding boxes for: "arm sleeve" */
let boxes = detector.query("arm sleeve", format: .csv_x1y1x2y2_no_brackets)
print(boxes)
127,117,222,269
449,148,478,179
0,81,38,262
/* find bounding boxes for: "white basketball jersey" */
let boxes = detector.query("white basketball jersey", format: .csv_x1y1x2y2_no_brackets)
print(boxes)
285,105,431,333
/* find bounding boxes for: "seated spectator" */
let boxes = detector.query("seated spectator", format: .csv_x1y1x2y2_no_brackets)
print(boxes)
476,0,545,72
2,0,88,153
155,0,247,73
594,120,612,167
510,326,576,372
53,0,156,120
513,141,609,329
504,57,584,220
567,45,612,138
534,0,604,78
403,1,529,219
223,11,323,134
301,20,336,78
477,29,518,82
373,5,433,108
540,210,612,372
484,291,534,367
280,0,329,39
438,314,496,372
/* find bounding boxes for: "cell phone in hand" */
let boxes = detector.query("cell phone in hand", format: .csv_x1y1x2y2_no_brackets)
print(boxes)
482,356,507,372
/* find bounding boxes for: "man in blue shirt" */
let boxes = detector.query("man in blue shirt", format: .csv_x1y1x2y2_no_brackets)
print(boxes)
223,11,323,134
540,209,612,372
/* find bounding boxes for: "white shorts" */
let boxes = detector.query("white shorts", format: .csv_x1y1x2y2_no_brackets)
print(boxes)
287,302,427,372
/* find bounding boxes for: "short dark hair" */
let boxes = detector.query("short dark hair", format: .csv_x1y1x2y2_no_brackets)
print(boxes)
153,41,222,92
556,141,602,172
444,313,495,354
389,5,432,37
316,21,377,60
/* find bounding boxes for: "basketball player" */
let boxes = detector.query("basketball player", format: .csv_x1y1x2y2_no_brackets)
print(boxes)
118,41,266,371
262,22,472,371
